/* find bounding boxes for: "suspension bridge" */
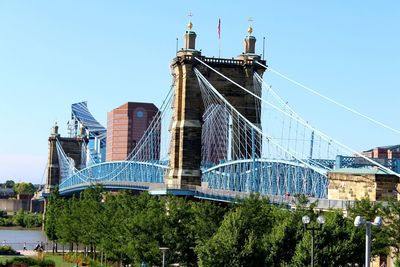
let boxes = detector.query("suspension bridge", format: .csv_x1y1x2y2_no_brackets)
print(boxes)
45,24,400,206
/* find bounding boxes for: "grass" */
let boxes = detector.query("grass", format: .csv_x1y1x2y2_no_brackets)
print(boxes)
0,256,18,263
43,254,74,267
0,253,75,267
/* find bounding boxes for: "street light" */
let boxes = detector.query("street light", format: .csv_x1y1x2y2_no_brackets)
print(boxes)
302,215,325,267
354,216,382,267
159,247,169,267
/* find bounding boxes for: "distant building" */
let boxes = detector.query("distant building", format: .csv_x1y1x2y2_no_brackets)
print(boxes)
361,145,400,159
0,188,14,199
106,102,159,161
336,145,400,173
69,101,107,164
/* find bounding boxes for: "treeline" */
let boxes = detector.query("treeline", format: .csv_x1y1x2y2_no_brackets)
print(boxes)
0,180,36,195
45,187,400,266
0,209,42,228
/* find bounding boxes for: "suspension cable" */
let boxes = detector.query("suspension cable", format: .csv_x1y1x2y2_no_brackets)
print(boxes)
194,57,400,178
256,61,400,135
195,68,327,175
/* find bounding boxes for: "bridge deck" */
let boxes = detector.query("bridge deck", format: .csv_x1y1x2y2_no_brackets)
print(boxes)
58,181,352,210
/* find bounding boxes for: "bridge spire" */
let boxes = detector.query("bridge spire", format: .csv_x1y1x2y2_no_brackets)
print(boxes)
244,17,256,55
183,12,197,50
247,17,253,36
51,121,59,137
187,11,193,31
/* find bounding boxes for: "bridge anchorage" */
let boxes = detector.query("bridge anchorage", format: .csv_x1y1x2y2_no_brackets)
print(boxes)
44,22,400,206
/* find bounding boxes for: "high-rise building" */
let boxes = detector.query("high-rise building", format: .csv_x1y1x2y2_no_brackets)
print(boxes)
106,102,159,161
69,101,107,165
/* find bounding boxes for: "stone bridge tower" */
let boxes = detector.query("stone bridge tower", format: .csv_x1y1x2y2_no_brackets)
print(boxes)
166,22,267,189
45,123,86,194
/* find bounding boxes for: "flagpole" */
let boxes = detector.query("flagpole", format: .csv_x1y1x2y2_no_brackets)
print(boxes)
218,18,221,58
218,39,221,58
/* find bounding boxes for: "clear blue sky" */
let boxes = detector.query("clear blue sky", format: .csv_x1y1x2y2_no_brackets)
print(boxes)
1,1,399,184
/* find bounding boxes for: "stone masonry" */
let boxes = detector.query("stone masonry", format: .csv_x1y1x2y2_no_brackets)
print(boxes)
328,168,399,201
45,124,86,194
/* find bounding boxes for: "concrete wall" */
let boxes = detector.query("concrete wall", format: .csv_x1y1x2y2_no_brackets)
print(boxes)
0,199,29,213
0,199,44,213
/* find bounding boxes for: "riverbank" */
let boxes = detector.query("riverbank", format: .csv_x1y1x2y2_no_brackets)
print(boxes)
0,226,41,231
0,229,47,251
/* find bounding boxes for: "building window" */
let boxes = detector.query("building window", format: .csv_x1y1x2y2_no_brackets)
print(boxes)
136,111,144,118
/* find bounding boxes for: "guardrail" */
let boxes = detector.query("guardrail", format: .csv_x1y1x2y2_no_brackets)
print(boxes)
57,180,356,210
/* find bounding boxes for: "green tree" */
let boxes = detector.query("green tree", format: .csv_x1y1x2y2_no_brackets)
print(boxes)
45,190,395,266
13,209,26,226
198,208,249,267
45,188,60,252
348,197,382,222
197,194,273,267
23,212,42,227
100,192,165,266
4,180,15,189
162,196,196,266
290,211,364,267
55,196,81,251
191,200,226,243
262,208,304,266
13,182,35,195
381,198,400,259
348,198,388,257
79,186,105,258
98,192,124,261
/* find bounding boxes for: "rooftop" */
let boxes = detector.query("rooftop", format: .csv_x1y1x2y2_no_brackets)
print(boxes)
330,167,390,175
363,144,400,152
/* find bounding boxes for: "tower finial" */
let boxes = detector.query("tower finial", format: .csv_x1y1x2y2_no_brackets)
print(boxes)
187,11,193,30
247,17,253,36
51,121,59,136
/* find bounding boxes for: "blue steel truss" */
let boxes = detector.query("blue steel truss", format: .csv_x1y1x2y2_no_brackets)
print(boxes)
58,159,328,199
201,159,328,198
59,161,168,195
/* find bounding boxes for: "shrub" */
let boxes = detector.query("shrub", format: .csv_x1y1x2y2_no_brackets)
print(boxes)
0,246,19,255
0,217,13,226
39,259,55,267
2,257,55,267
12,210,42,228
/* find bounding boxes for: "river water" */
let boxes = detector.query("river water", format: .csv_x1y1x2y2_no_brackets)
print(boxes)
0,229,47,250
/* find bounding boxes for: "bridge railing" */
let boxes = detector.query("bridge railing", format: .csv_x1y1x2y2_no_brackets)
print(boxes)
177,55,266,67
195,186,355,210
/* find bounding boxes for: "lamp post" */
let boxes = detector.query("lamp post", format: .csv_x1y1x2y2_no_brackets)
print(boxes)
302,215,325,267
159,247,169,267
354,216,382,267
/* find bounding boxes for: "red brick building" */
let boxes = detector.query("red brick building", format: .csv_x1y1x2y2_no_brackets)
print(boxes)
361,145,400,159
106,102,159,161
